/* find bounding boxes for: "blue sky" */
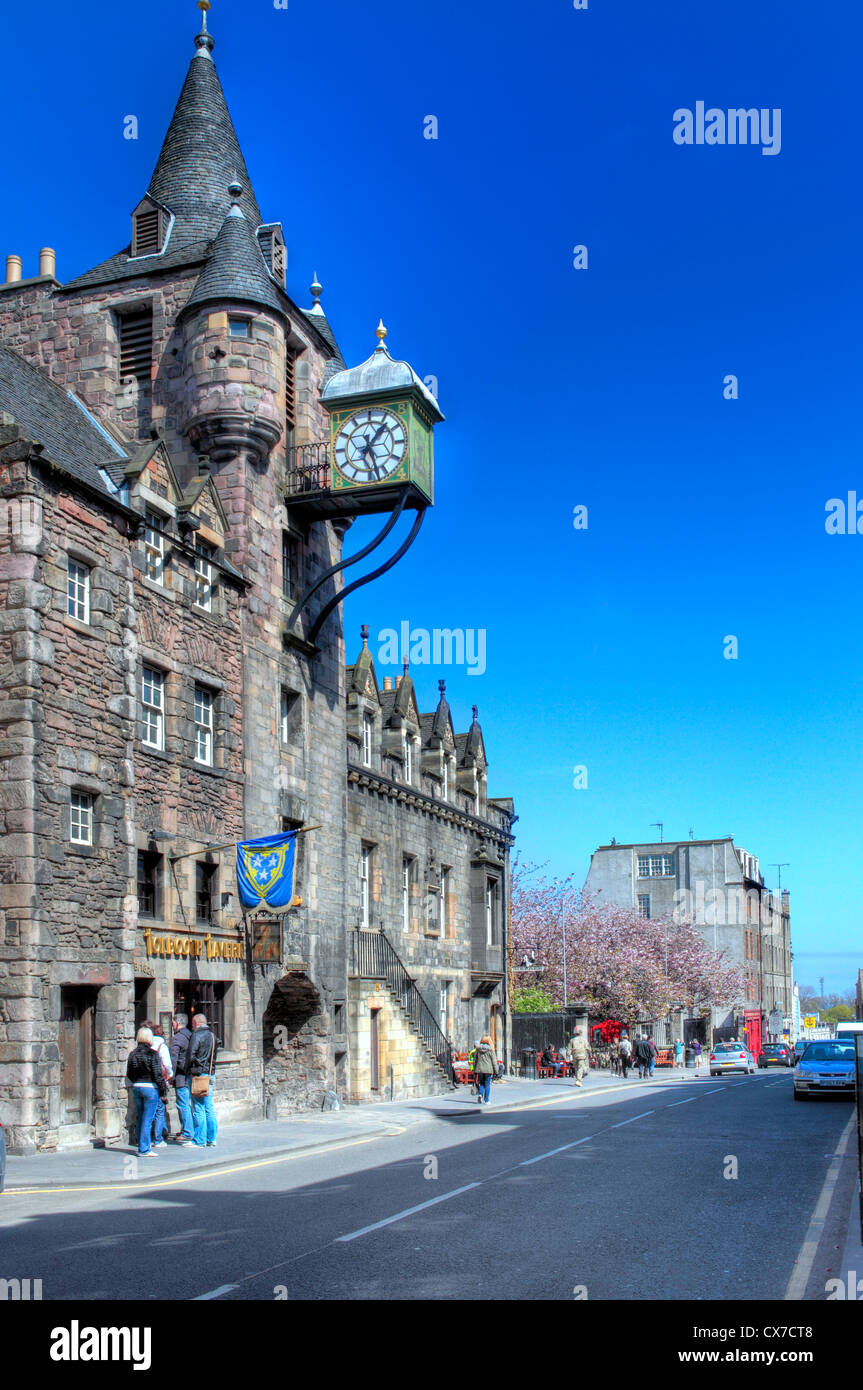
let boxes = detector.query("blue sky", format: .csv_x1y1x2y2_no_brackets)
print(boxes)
6,1,861,995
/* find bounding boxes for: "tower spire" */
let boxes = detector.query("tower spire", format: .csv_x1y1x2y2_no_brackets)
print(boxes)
195,0,215,57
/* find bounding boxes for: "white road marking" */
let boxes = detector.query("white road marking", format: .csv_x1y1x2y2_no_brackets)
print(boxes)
667,1097,697,1107
336,1182,481,1241
611,1110,654,1128
785,1113,856,1301
519,1136,595,1166
193,1284,239,1301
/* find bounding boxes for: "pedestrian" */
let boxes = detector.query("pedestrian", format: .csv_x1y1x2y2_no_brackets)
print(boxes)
566,1028,589,1087
170,1013,195,1145
145,1020,173,1148
674,1037,685,1069
633,1035,653,1079
618,1033,632,1078
188,1012,220,1147
126,1026,168,1158
473,1034,497,1104
647,1036,658,1076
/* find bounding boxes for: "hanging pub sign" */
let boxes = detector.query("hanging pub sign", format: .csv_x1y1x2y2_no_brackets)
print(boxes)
250,914,282,963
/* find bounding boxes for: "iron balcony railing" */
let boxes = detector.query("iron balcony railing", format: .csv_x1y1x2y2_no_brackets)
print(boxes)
286,441,330,495
351,926,454,1085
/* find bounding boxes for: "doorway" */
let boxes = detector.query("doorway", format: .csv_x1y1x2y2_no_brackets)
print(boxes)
59,986,97,1128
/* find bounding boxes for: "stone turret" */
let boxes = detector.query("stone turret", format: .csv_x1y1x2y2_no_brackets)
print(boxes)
179,195,285,466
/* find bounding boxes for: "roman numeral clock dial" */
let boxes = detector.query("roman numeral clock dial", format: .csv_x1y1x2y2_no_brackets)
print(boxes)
334,408,407,484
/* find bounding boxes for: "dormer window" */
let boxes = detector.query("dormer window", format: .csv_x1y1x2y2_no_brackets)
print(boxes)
257,224,287,286
131,198,166,259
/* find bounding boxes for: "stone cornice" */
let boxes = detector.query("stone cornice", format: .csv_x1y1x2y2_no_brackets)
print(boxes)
347,762,515,847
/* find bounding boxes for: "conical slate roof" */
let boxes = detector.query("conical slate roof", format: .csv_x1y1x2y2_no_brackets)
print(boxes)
147,41,262,251
64,25,262,291
182,207,286,319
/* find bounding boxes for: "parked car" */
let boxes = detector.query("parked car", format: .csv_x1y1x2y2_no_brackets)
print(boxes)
709,1042,757,1076
793,1041,855,1099
758,1043,794,1068
0,1120,5,1194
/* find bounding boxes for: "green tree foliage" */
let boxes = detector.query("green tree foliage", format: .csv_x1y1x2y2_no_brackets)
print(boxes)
511,985,556,1014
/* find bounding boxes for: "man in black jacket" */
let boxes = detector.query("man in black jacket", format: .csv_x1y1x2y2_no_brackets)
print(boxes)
189,1013,220,1148
170,1013,194,1144
634,1036,654,1079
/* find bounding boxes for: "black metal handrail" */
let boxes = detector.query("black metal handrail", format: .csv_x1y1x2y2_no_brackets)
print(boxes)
351,927,455,1085
287,441,330,494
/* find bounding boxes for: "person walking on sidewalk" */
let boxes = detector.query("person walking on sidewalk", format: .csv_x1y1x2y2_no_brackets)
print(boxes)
647,1035,658,1077
634,1035,653,1079
567,1029,589,1087
146,1020,173,1148
126,1026,167,1158
170,1013,195,1145
189,1013,220,1147
618,1033,632,1079
673,1038,685,1069
473,1035,497,1103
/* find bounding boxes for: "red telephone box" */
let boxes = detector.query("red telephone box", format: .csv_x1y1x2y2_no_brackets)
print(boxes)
744,1010,762,1057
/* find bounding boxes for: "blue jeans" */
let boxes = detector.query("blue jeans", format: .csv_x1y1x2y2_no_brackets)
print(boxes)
191,1085,217,1145
477,1073,492,1103
648,1058,656,1075
175,1085,194,1138
151,1094,169,1143
133,1084,160,1154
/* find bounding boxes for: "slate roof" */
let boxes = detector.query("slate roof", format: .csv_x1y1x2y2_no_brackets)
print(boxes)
181,208,287,319
300,308,346,379
0,347,126,496
64,38,261,292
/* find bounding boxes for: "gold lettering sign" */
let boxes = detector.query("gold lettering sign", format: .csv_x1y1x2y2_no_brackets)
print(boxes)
142,928,245,962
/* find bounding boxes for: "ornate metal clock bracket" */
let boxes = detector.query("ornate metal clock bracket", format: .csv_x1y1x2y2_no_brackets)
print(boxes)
284,487,427,652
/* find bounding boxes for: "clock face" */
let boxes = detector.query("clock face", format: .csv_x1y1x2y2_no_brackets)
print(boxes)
334,408,407,484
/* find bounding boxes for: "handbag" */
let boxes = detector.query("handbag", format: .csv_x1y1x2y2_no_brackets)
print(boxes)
190,1034,215,1097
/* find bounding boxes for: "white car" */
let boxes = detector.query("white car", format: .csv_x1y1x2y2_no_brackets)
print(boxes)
709,1041,756,1076
793,1041,855,1099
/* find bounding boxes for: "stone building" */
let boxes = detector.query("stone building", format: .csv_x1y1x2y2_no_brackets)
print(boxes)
585,836,793,1053
345,633,515,1101
0,12,515,1150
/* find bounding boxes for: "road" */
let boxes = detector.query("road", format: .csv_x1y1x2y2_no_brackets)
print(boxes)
0,1071,853,1301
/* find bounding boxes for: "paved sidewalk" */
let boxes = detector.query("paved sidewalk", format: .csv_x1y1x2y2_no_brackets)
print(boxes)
2,1065,713,1192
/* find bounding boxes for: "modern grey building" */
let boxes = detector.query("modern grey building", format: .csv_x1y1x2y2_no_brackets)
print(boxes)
585,837,793,1052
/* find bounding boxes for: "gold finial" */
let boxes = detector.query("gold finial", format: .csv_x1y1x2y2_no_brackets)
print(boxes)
376,318,387,346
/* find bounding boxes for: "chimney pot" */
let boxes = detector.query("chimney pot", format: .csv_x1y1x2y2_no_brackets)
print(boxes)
39,247,56,279
383,677,393,691
5,255,22,284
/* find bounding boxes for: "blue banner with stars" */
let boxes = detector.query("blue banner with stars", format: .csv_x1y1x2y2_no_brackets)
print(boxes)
236,831,298,913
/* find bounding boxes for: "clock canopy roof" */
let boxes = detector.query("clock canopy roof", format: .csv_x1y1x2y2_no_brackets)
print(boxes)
322,341,443,422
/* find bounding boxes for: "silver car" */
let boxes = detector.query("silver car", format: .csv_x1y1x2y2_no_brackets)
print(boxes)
709,1041,757,1076
793,1041,855,1099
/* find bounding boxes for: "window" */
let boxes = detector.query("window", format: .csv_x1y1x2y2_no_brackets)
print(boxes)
360,845,372,928
362,715,374,766
194,543,214,611
137,851,162,919
196,861,218,924
67,558,90,623
282,532,297,600
141,665,165,749
402,856,414,931
131,202,164,258
439,983,449,1038
194,685,214,765
441,759,449,801
440,866,450,935
637,853,674,878
143,512,165,585
280,689,302,747
486,877,500,946
70,791,93,846
403,735,413,784
174,980,228,1050
638,894,650,919
228,318,250,338
118,308,153,384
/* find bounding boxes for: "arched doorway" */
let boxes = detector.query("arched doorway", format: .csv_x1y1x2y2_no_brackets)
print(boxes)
262,972,328,1115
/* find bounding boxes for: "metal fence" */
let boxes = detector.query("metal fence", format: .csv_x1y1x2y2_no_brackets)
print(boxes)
351,928,454,1085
